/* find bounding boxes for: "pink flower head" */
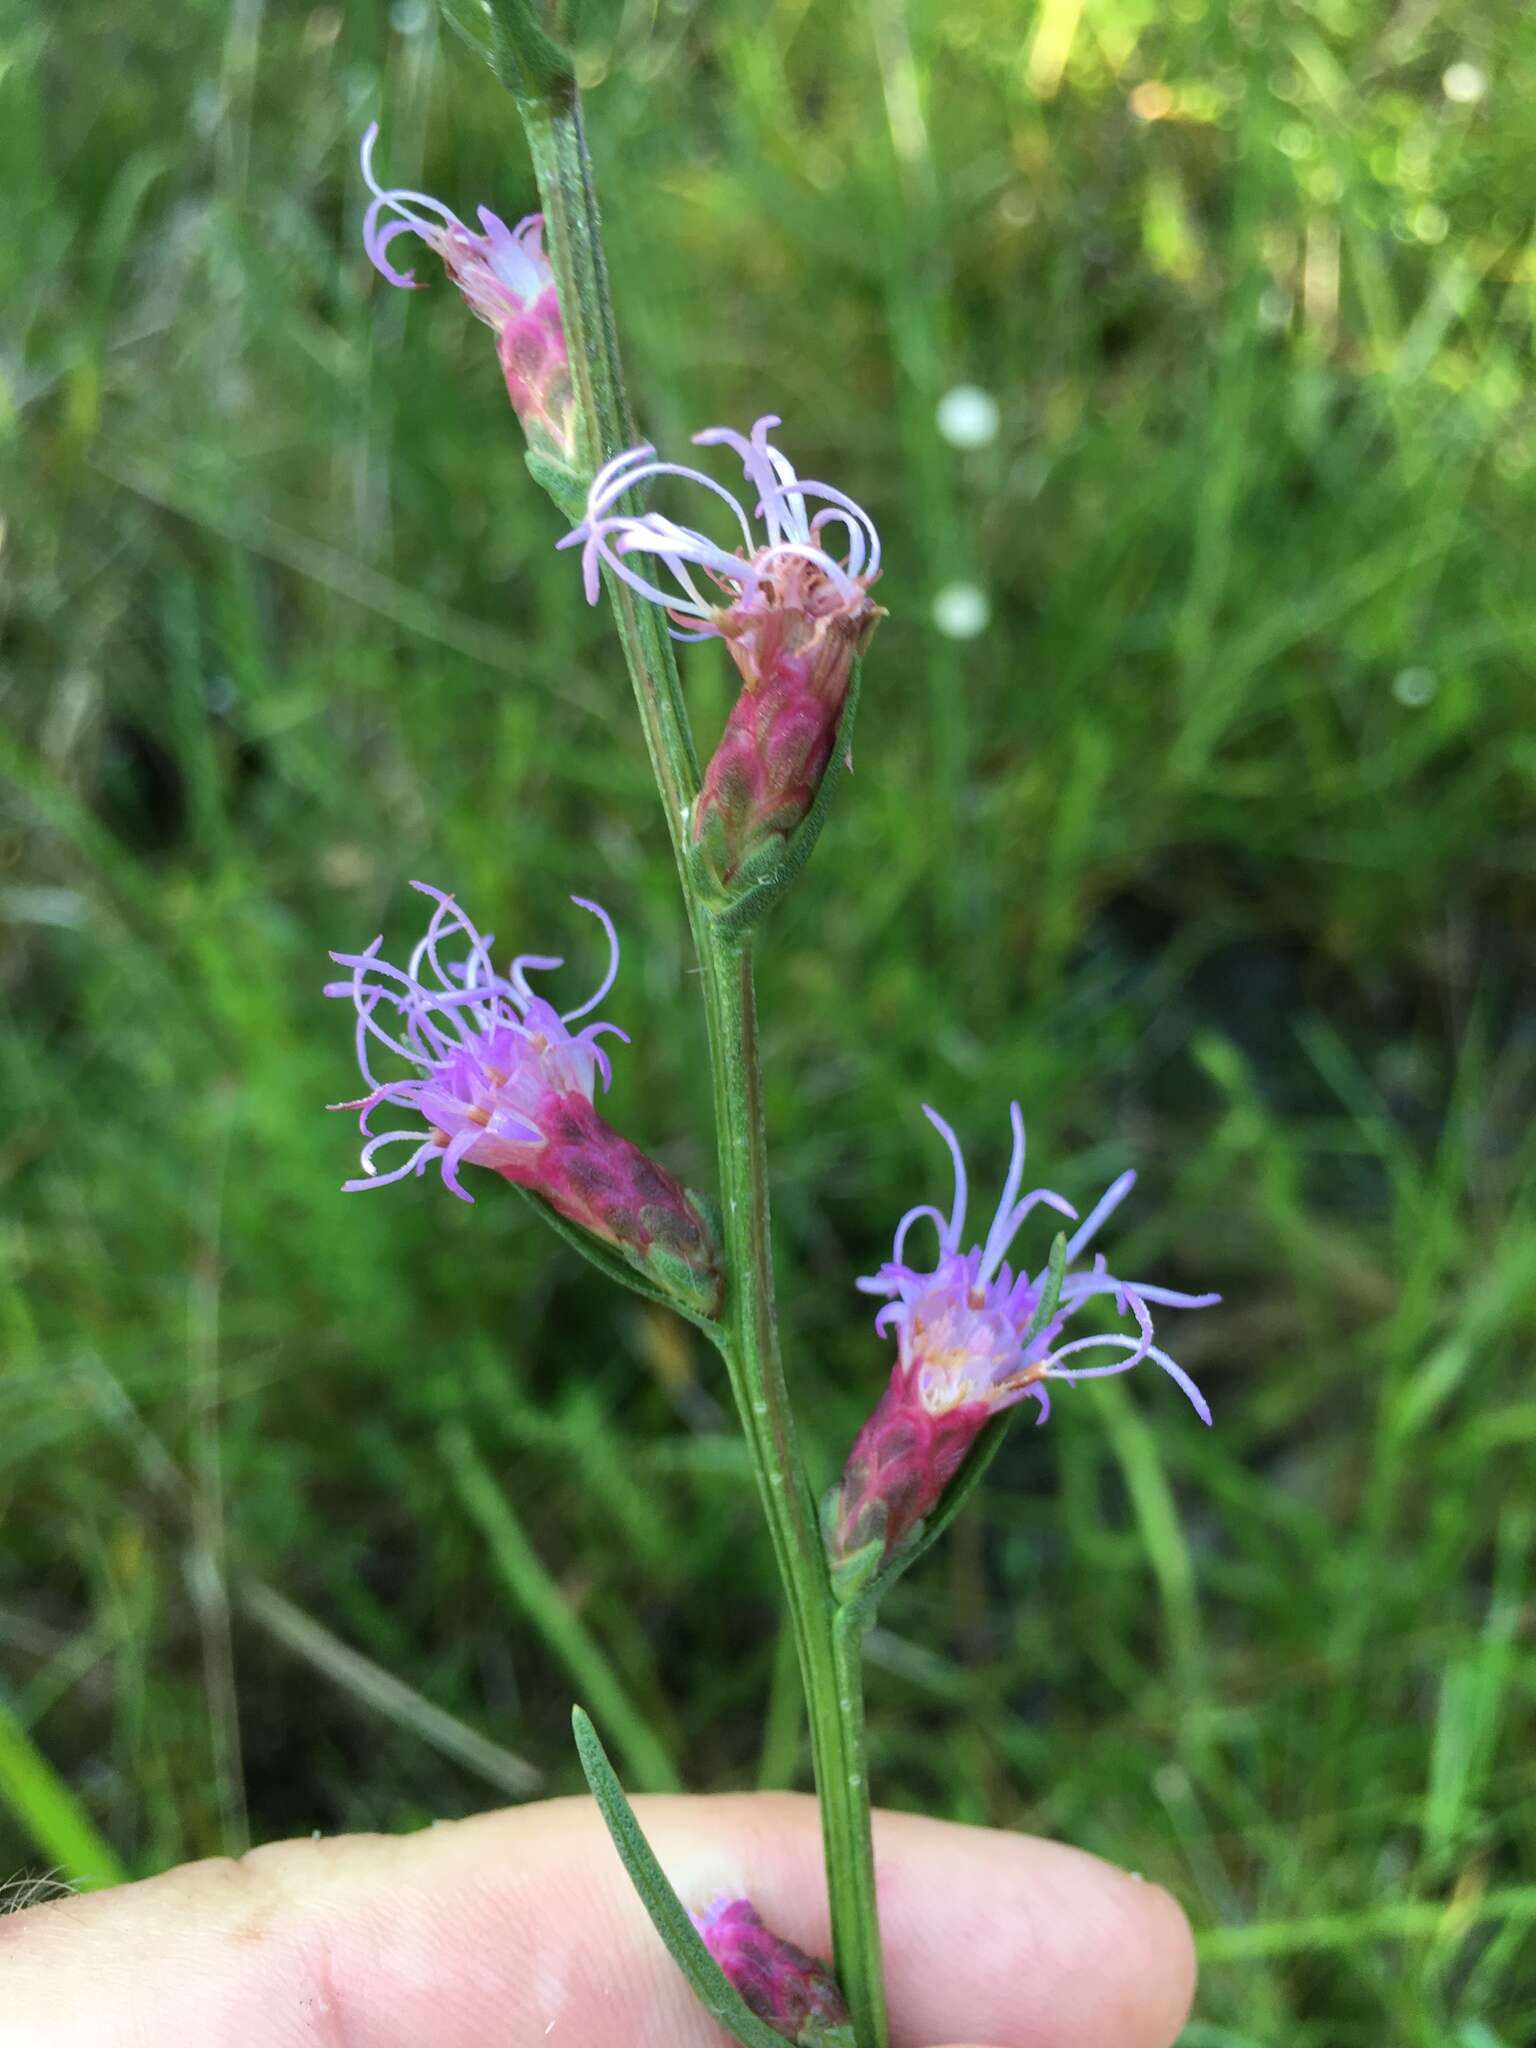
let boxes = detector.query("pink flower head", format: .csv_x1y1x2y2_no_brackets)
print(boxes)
829,1105,1219,1570
325,882,720,1316
359,123,574,460
694,1898,852,2047
558,418,884,895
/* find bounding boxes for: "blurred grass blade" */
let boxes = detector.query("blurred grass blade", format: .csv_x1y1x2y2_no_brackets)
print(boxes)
755,1616,804,1792
1093,1380,1205,1713
239,1581,542,1801
1422,1506,1528,1858
0,1697,125,1890
571,1706,793,2048
1197,1887,1536,1962
440,1424,680,1792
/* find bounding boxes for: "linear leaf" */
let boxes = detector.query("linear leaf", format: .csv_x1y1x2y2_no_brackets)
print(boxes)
572,1707,792,2048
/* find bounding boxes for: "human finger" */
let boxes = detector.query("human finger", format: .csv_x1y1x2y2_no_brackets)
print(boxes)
0,1792,1195,2048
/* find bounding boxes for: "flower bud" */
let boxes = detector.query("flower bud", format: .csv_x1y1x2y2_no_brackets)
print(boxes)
827,1104,1218,1579
360,124,577,466
325,882,720,1318
694,1897,854,2048
559,416,882,905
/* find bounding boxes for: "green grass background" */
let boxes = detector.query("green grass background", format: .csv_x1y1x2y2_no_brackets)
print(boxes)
4,0,1535,2039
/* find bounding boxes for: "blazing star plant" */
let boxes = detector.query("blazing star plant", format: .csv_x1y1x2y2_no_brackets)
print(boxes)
336,14,1221,2048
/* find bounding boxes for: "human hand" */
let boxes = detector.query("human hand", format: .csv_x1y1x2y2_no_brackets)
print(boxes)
0,1792,1196,2046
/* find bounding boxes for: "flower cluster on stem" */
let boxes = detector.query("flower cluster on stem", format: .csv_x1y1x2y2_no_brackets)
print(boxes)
560,417,883,897
828,1104,1219,1569
325,881,720,1315
347,87,1225,2048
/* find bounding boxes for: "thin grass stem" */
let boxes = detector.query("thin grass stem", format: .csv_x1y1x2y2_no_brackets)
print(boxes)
439,1422,681,1794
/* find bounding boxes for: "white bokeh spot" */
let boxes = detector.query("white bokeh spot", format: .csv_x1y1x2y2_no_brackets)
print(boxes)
936,386,1001,450
932,582,991,640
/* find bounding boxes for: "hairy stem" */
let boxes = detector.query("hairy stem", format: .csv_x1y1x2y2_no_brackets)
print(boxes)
520,81,887,2048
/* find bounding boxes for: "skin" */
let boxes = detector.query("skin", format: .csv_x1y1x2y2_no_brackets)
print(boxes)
0,1793,1197,2048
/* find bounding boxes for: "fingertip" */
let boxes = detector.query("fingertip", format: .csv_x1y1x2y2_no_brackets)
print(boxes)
1124,1876,1199,2045
859,1811,1198,2048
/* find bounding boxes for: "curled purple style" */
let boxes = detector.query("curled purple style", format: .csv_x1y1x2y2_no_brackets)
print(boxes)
558,415,880,640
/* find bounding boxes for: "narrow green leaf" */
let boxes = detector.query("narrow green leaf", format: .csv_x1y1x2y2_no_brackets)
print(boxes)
0,1697,126,1890
523,446,590,521
435,0,574,102
1019,1230,1072,1347
445,1433,681,1792
571,1707,792,2048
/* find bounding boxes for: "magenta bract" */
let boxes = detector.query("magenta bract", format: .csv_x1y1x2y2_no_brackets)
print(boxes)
828,1105,1219,1569
360,125,575,462
829,1367,992,1568
695,1897,852,2047
558,417,882,893
325,882,720,1316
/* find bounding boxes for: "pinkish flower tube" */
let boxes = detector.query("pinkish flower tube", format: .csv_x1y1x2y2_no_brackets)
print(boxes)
359,124,575,462
325,882,720,1317
829,1104,1219,1570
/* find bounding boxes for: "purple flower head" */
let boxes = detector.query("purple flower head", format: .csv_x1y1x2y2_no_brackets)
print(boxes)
693,1897,852,2047
558,416,880,636
359,124,574,459
558,419,885,894
829,1105,1219,1569
325,883,720,1316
